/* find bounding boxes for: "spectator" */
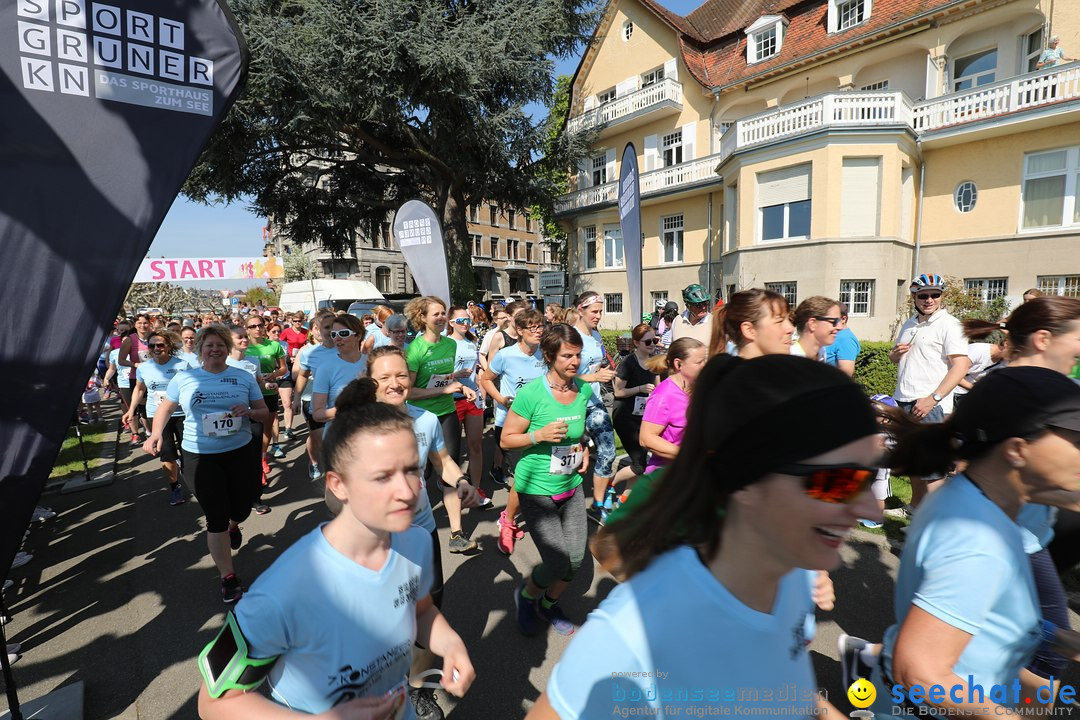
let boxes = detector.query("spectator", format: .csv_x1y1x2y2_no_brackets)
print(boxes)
671,284,711,345
655,302,679,348
1023,288,1045,303
823,303,861,376
1036,36,1075,69
888,273,971,512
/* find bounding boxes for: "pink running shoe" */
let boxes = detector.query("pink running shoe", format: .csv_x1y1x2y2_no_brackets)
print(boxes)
498,511,521,555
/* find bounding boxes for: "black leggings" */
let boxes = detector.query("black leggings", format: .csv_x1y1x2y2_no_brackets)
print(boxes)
437,412,461,465
1028,548,1071,679
1048,509,1080,573
184,445,255,533
429,529,444,609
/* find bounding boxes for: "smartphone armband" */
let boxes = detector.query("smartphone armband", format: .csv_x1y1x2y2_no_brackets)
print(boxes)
198,611,277,698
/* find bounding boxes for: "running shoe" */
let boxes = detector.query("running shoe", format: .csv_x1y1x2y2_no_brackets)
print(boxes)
261,457,270,475
282,428,294,441
6,651,20,666
447,531,477,554
11,552,32,569
497,512,518,555
489,467,510,489
253,503,271,516
538,600,576,636
515,585,540,637
270,444,285,459
586,502,608,526
858,519,883,529
409,686,445,720
838,633,876,689
169,485,185,506
603,486,618,512
229,526,242,550
475,488,494,509
220,573,243,603
31,506,56,522
883,503,914,519
6,642,21,655
130,433,141,446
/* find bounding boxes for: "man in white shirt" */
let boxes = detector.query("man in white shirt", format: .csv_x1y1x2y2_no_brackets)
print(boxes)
671,284,712,345
889,273,971,510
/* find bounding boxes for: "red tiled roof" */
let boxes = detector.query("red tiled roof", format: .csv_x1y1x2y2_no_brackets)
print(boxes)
631,0,971,91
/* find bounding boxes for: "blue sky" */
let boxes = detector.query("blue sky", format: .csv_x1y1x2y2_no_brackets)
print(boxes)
152,0,703,289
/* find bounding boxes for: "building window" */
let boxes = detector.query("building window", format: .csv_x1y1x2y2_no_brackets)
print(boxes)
651,291,668,307
583,226,597,270
606,293,624,314
838,280,874,317
471,233,483,256
603,225,624,268
490,237,499,259
598,87,616,104
469,205,478,223
622,20,633,41
381,222,392,249
765,282,797,307
489,205,498,226
592,154,608,186
758,164,812,242
1024,27,1043,73
955,182,978,213
507,239,519,260
750,26,777,62
661,215,684,264
828,0,871,33
375,266,392,293
1038,275,1080,297
641,66,664,88
965,277,1008,302
526,242,533,263
1022,147,1080,229
662,131,683,167
859,79,889,91
508,210,516,230
953,49,997,91
525,216,533,233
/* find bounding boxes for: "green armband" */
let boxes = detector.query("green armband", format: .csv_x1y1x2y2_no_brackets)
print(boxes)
198,611,277,698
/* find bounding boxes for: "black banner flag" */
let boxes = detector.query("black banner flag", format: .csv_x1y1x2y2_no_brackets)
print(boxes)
0,0,247,584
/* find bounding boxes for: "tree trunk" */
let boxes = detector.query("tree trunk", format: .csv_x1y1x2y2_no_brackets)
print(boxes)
439,184,476,305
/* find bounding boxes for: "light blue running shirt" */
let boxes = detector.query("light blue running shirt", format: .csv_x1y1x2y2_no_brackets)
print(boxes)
576,328,607,406
298,344,337,403
226,355,261,380
312,353,368,410
109,348,131,389
452,337,480,395
177,350,200,368
236,524,433,717
136,356,188,418
166,366,263,455
488,343,546,427
406,404,443,533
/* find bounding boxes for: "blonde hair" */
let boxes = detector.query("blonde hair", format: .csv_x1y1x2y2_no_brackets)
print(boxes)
405,296,447,332
194,325,234,356
148,329,181,354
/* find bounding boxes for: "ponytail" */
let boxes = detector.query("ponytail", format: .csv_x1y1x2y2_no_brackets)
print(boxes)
644,337,704,375
962,318,1005,341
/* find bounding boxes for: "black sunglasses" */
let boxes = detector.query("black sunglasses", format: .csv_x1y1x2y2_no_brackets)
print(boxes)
640,339,655,346
915,293,941,301
148,343,168,349
814,316,842,327
246,323,263,329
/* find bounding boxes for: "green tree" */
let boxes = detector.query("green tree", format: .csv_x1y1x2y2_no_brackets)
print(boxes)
184,0,597,303
531,73,574,268
284,252,319,282
243,286,279,307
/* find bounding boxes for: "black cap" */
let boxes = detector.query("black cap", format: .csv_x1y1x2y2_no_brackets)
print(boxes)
953,366,1080,446
662,301,678,313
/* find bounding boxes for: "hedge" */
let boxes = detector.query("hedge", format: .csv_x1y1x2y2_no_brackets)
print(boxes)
852,341,898,397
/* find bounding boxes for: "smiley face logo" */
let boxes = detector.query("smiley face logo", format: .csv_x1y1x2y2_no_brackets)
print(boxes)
847,678,876,708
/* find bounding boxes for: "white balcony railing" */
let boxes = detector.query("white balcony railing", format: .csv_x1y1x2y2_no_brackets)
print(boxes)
567,78,683,134
556,64,1080,214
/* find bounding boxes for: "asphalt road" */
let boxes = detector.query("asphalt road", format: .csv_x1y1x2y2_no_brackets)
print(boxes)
3,405,1080,719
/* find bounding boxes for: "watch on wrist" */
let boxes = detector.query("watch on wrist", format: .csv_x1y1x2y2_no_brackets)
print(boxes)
455,477,470,489
931,392,943,403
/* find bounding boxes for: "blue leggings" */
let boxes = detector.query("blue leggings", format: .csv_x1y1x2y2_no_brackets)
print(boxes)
1028,548,1070,679
585,401,616,478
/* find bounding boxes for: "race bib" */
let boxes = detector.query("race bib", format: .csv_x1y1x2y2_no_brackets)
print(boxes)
428,373,454,389
549,443,584,475
202,411,240,438
153,391,168,406
633,396,648,416
139,350,151,363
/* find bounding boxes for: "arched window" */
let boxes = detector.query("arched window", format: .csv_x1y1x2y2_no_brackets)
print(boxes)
375,266,391,293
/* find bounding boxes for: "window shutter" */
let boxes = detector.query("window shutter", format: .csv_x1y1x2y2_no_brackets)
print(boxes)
583,95,596,111
681,122,696,162
826,0,837,33
663,58,678,82
606,148,616,181
840,158,881,237
578,159,590,189
616,77,638,96
924,53,938,99
644,134,659,172
757,164,811,207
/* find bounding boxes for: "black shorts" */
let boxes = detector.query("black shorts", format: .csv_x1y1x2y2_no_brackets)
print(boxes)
183,445,256,533
277,377,294,389
302,400,326,430
263,393,280,415
159,415,185,463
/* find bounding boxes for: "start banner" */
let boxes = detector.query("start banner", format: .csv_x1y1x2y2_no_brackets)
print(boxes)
135,256,284,282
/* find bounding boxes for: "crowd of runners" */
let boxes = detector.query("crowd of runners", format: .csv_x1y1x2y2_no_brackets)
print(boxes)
7,277,1080,719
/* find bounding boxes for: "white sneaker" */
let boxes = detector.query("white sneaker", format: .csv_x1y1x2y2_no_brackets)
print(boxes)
7,652,20,665
11,552,32,569
6,642,21,654
31,507,56,522
883,504,914,519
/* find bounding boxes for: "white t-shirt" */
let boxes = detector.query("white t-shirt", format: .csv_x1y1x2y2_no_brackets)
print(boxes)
954,343,999,397
237,525,432,716
671,313,711,345
547,545,818,719
893,309,968,413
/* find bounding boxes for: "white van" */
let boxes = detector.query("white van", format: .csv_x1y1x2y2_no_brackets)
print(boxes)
279,279,384,318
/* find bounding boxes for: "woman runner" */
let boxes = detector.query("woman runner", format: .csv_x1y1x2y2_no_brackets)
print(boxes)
267,322,297,441
529,354,881,719
125,329,190,507
178,325,200,367
197,392,475,718
118,313,153,443
405,296,478,553
293,310,338,480
610,324,659,495
447,306,488,496
228,324,272,516
146,325,270,602
502,324,593,637
311,314,368,428
639,338,706,475
709,288,795,359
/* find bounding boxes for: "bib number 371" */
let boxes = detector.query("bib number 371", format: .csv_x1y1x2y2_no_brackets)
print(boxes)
549,443,584,475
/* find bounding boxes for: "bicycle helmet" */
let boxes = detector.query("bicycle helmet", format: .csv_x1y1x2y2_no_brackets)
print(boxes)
909,273,945,293
869,393,898,408
655,298,666,310
682,283,710,305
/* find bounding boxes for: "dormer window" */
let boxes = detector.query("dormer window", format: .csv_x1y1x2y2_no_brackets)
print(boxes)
828,0,872,33
746,16,787,64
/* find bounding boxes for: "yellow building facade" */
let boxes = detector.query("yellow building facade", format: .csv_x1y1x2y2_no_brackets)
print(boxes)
558,0,1080,339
